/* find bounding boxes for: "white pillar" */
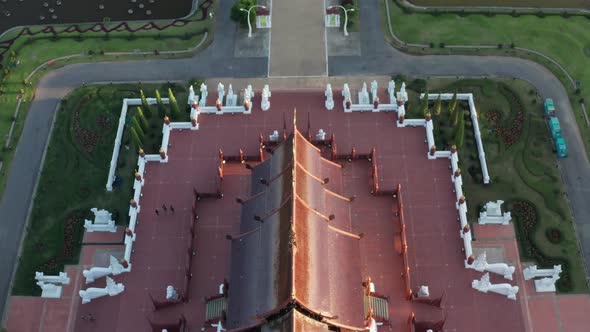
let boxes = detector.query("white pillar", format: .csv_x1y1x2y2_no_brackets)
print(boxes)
199,83,208,107
370,80,379,103
325,83,334,110
387,80,396,103
217,83,225,105
188,85,195,105
261,85,271,111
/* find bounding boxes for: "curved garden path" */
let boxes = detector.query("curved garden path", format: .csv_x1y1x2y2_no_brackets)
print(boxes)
1,0,590,319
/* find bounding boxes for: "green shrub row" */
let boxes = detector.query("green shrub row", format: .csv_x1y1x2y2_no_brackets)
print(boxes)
396,0,590,19
511,200,572,291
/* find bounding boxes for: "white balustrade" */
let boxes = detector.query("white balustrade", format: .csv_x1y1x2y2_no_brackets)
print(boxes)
35,271,70,285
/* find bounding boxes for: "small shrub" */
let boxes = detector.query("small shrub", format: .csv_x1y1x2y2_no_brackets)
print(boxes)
497,43,503,49
429,42,435,48
536,11,546,18
546,227,563,244
510,42,515,49
439,42,446,48
408,78,428,93
511,10,520,17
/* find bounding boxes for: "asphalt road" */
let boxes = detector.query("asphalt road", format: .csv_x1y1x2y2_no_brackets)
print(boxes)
2,0,590,320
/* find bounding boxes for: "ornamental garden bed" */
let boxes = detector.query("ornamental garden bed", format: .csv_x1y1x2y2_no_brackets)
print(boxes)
401,77,585,293
11,81,193,296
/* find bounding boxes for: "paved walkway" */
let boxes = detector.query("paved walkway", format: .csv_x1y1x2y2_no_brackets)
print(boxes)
2,0,590,321
268,0,327,77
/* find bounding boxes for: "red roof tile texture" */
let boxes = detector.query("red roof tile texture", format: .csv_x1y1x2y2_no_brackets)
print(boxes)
227,128,366,330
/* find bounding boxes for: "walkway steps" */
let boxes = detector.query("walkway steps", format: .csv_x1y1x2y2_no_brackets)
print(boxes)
205,297,227,321
364,294,389,320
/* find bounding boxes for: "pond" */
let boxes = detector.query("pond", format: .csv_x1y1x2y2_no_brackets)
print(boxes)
0,0,194,34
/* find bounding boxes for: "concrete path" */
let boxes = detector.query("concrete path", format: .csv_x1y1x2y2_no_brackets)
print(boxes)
268,0,327,77
2,0,590,321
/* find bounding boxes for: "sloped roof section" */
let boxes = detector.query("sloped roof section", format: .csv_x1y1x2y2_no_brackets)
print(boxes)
292,131,365,329
226,138,294,329
227,124,365,331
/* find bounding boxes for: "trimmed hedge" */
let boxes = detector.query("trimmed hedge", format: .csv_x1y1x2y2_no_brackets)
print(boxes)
511,200,572,291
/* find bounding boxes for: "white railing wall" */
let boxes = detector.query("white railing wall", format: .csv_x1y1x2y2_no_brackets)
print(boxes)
106,97,170,191
420,93,490,184
394,106,475,268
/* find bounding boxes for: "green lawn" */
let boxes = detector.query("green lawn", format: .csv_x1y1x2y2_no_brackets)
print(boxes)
11,82,193,296
386,0,590,170
401,77,586,293
0,1,217,198
407,0,590,9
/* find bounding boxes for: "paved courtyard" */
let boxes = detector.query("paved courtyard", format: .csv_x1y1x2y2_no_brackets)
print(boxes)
7,84,590,331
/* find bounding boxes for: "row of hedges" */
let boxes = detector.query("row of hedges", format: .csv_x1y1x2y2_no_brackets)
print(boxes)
396,0,590,19
511,200,572,291
0,0,215,69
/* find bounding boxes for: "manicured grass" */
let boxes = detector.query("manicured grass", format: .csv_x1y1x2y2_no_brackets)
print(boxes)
11,82,192,296
402,77,586,293
408,0,590,9
386,0,590,171
0,1,217,198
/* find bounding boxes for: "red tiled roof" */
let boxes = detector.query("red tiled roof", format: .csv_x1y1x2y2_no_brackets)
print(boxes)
226,126,365,330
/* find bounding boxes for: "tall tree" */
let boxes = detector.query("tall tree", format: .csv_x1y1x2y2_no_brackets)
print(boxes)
130,127,143,150
135,107,149,132
140,89,152,118
168,88,180,120
434,94,442,116
131,116,145,141
449,91,459,125
155,89,166,118
454,112,465,148
421,89,430,116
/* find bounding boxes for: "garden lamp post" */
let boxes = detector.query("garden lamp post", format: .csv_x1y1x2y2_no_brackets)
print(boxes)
328,5,355,37
240,5,267,38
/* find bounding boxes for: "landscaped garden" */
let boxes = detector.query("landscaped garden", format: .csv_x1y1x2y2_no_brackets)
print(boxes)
384,0,590,160
406,0,590,9
11,81,197,296
0,0,216,197
400,77,586,293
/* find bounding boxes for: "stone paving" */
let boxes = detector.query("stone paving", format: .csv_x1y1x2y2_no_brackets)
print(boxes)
269,0,327,76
